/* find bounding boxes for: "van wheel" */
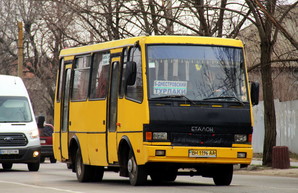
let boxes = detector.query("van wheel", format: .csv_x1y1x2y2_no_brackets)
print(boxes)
40,157,45,163
213,164,233,186
28,162,40,171
75,148,91,182
50,157,57,163
2,163,13,170
127,150,147,186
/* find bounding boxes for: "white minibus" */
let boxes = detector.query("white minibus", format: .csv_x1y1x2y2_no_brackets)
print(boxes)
0,75,40,171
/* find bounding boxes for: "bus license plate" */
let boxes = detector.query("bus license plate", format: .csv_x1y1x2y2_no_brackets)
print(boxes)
0,149,19,155
189,150,217,158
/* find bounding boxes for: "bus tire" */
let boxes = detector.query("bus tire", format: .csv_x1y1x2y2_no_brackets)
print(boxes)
213,164,233,186
127,150,147,186
75,148,91,182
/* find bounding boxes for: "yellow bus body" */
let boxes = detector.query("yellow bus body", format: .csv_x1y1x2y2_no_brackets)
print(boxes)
54,36,255,186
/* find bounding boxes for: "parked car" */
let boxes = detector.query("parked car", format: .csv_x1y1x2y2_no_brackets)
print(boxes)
37,116,56,163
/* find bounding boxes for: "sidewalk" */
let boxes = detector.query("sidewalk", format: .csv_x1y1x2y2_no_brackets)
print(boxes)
251,159,298,167
234,159,298,178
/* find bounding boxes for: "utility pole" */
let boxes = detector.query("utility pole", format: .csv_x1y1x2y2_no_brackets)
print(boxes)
17,21,24,78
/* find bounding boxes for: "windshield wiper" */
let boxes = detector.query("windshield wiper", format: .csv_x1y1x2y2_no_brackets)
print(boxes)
151,95,196,105
202,96,245,106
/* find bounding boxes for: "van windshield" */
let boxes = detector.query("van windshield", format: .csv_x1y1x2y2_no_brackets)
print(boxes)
0,96,32,122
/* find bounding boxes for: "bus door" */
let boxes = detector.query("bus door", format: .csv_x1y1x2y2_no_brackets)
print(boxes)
60,68,72,160
106,57,121,164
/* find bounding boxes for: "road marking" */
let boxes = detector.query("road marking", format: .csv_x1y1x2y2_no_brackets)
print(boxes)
0,180,84,193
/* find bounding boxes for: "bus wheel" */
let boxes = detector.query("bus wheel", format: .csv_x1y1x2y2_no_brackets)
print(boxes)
75,148,91,182
213,164,233,186
127,150,147,186
2,163,13,170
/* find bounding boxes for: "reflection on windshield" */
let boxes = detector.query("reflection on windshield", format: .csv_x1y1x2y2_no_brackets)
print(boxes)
147,45,248,102
0,96,32,122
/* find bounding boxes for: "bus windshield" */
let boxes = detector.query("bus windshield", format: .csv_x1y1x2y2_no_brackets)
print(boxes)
0,96,32,122
147,45,248,102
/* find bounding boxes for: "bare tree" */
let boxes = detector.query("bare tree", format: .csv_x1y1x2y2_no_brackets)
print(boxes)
245,0,298,166
0,0,78,122
0,0,19,74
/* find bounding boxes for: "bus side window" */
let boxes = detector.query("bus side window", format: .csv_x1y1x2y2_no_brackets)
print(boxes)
90,52,110,99
72,55,91,101
126,46,143,102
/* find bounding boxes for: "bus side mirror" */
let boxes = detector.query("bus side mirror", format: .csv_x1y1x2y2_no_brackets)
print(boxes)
125,61,137,86
250,81,259,106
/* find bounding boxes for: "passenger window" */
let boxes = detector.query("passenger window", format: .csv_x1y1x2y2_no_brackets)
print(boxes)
90,52,110,99
126,47,143,102
72,55,91,101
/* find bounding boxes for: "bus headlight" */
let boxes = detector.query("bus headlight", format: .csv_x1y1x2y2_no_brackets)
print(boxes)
234,134,247,143
153,132,168,140
145,132,168,141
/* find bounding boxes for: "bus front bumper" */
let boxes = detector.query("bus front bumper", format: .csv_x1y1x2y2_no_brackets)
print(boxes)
144,145,253,165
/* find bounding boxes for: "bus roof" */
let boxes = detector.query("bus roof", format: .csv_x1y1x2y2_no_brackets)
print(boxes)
59,36,244,58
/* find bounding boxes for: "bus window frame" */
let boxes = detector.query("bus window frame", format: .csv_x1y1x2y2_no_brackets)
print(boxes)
57,58,72,103
89,51,111,101
124,46,143,104
71,54,92,102
119,47,128,99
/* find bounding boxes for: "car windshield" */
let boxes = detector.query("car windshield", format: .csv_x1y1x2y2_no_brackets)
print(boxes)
0,96,32,122
147,45,248,102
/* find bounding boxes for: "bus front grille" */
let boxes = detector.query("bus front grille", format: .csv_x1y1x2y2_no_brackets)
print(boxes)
171,133,233,147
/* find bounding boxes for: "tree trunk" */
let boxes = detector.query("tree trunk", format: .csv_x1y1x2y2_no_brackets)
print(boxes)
260,40,277,166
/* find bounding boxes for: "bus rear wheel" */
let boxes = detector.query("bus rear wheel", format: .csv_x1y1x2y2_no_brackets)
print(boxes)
127,150,147,186
75,148,91,182
75,148,104,182
212,164,233,186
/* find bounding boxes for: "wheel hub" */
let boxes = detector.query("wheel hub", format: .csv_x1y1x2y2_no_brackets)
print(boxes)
127,159,133,173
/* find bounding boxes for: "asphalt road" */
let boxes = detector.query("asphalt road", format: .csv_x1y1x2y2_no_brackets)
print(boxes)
0,161,297,193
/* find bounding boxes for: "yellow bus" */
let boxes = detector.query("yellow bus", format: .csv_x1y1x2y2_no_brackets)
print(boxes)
53,36,259,186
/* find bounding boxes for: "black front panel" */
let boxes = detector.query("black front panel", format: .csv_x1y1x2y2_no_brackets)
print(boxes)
149,101,251,126
145,101,252,147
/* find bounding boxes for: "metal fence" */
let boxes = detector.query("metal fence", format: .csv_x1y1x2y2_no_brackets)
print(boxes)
252,99,298,154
